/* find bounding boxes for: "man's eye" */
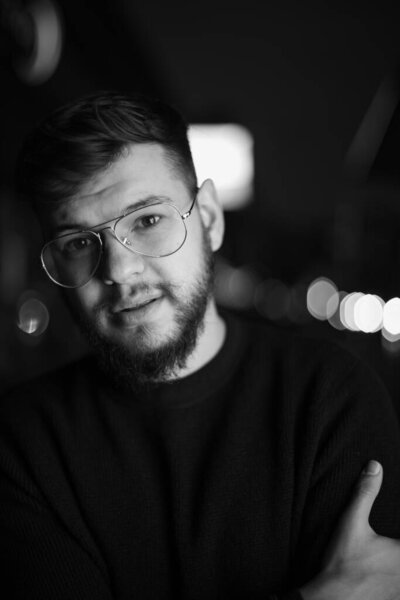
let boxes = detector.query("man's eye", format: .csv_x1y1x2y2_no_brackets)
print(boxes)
137,215,161,228
62,237,94,254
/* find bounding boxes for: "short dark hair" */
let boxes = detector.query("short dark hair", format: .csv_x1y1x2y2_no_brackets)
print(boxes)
16,90,198,209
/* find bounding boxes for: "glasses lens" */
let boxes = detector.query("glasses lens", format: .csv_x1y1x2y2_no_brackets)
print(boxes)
116,203,186,257
42,232,101,287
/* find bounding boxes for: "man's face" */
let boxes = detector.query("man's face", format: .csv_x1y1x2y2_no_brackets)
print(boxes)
44,143,224,386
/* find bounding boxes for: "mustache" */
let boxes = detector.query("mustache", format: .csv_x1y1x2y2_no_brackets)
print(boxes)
94,281,179,313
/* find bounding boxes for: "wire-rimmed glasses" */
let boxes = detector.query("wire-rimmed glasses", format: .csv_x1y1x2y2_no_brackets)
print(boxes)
41,195,196,288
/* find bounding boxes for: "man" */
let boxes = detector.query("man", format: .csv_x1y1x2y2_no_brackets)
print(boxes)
1,91,400,599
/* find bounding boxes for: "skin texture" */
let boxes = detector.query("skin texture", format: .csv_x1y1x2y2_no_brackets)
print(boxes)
43,143,226,384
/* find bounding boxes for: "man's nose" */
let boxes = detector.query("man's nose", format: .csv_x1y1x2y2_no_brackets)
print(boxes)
98,231,146,284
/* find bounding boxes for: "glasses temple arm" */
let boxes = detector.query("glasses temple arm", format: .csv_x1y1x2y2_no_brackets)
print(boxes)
182,190,198,220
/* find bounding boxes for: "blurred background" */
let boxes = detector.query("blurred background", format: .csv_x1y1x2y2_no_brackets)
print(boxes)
1,0,400,417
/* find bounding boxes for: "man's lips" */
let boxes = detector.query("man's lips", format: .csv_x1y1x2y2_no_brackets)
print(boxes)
110,294,163,314
107,295,165,328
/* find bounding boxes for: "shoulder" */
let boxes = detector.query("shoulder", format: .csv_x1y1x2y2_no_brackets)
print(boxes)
226,309,390,409
228,309,359,374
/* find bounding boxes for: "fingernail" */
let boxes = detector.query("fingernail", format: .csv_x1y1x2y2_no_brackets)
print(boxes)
363,460,381,475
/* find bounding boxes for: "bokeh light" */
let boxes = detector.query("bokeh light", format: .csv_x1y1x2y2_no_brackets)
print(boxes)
306,281,400,339
383,298,400,335
306,277,338,320
188,124,254,210
15,0,63,85
17,296,50,336
340,292,364,331
353,294,384,333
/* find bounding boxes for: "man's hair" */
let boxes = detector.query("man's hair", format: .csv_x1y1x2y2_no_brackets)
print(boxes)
16,90,198,209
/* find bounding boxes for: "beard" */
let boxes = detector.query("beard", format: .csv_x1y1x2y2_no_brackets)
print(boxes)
66,227,215,392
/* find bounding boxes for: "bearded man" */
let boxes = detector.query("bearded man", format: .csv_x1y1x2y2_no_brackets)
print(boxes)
1,91,400,600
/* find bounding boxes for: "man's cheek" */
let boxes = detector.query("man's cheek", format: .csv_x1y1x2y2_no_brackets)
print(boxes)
68,285,99,312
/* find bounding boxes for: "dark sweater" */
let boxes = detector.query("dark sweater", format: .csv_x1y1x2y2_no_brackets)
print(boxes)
1,311,400,600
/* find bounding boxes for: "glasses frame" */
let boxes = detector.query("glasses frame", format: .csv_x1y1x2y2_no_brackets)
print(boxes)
41,194,197,288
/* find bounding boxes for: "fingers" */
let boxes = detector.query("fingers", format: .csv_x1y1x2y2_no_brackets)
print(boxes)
343,460,383,539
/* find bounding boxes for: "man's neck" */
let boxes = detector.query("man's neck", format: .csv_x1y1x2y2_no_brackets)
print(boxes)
170,301,226,381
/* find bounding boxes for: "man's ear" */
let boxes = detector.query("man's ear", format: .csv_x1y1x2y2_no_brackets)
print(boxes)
196,179,225,252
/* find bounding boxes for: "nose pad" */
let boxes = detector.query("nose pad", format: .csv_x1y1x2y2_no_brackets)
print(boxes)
99,230,145,284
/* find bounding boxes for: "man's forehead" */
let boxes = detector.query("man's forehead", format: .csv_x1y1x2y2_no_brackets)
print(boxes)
56,143,182,211
40,143,189,234
51,179,133,221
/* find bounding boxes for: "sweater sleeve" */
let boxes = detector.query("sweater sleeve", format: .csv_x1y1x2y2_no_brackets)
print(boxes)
0,472,114,600
289,349,400,588
0,388,114,600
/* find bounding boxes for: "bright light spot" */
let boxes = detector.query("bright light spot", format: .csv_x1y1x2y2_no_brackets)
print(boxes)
307,277,338,320
383,298,400,335
254,279,290,320
353,294,384,333
17,297,49,336
340,292,364,331
188,124,254,210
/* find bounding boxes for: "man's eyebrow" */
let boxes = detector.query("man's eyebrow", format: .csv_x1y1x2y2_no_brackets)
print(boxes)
51,195,171,236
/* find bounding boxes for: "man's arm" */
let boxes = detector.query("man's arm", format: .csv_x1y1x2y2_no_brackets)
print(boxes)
288,351,400,588
301,460,400,600
0,473,114,600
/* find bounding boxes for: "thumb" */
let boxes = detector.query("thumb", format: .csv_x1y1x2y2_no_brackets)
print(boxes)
321,460,383,569
339,460,383,540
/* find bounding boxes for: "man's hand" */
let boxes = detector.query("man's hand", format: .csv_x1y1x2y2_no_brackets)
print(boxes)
300,460,400,600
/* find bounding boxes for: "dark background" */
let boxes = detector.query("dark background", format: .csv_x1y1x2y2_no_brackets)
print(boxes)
1,0,400,415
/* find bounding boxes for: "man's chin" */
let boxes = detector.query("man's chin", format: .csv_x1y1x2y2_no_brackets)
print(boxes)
81,297,208,390
87,324,199,391
105,320,182,357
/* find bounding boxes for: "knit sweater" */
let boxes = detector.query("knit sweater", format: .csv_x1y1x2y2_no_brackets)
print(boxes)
1,311,400,600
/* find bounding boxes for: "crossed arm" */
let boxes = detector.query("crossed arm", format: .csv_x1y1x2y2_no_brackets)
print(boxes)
301,460,400,600
1,354,399,598
1,460,398,599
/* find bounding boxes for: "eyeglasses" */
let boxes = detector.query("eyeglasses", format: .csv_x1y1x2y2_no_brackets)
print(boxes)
41,195,197,288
